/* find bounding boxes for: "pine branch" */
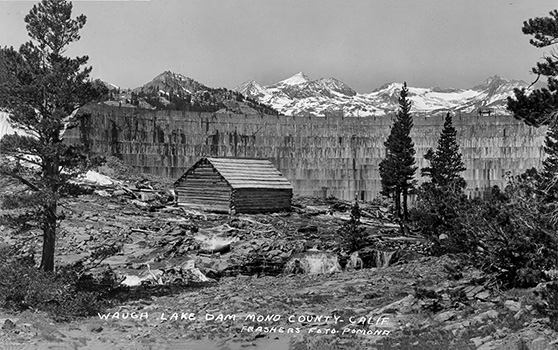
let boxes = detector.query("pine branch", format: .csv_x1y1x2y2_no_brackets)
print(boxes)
6,154,43,167
0,168,41,192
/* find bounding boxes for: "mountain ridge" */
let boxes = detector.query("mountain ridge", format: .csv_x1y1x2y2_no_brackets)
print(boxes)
101,71,280,115
235,72,532,117
100,70,533,117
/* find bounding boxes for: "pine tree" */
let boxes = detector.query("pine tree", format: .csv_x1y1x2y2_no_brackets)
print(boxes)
507,10,558,127
507,10,558,202
421,112,466,192
0,0,106,272
0,48,8,83
379,82,417,219
540,120,558,198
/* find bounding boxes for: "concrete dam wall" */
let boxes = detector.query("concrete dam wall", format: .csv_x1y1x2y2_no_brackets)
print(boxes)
64,105,547,201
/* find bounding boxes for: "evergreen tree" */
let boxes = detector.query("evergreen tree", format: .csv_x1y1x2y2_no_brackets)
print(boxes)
130,91,139,106
507,10,558,202
0,48,8,83
0,0,106,272
337,197,366,253
421,112,466,192
379,82,417,219
507,10,558,127
540,120,558,198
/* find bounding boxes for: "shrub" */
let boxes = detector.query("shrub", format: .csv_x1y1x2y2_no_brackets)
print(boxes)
535,281,558,331
412,171,558,288
337,200,367,253
469,185,558,288
0,247,121,321
410,184,470,255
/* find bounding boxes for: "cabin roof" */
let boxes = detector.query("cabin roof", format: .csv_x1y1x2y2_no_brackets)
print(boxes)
177,157,293,190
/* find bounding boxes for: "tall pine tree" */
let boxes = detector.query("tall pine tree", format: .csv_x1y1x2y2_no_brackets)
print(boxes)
379,82,417,219
421,112,466,192
507,9,558,202
0,0,105,272
507,10,558,127
414,112,466,252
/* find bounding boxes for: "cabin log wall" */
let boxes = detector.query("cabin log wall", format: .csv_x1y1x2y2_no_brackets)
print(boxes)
175,160,231,211
232,188,293,213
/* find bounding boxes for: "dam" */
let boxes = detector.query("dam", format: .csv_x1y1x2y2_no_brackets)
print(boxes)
61,105,546,201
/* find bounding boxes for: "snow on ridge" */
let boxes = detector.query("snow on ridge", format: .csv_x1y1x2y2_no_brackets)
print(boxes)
275,72,310,86
107,82,119,90
234,73,527,117
0,111,28,140
0,112,15,140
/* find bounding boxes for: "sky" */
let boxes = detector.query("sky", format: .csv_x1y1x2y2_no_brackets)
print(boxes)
0,0,557,92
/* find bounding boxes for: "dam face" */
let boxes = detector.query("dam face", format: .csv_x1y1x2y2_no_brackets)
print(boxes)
63,105,546,201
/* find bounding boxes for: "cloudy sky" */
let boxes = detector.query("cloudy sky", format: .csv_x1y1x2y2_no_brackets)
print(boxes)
1,0,557,92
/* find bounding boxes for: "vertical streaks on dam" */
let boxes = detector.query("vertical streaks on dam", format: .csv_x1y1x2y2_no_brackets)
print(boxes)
64,105,546,201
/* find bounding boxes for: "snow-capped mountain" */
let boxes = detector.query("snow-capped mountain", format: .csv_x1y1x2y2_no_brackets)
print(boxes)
133,71,207,96
235,73,530,117
101,71,279,115
98,70,530,117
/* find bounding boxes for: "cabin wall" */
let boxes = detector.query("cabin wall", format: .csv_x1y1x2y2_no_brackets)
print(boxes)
232,188,293,214
175,161,231,212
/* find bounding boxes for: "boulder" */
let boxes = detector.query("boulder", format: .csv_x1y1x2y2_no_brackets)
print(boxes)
435,310,457,323
530,337,548,350
1,319,17,330
284,251,341,274
504,300,521,313
473,310,499,324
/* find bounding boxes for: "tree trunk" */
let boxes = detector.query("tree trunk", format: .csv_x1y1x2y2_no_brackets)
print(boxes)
40,201,57,272
394,189,401,219
402,187,408,220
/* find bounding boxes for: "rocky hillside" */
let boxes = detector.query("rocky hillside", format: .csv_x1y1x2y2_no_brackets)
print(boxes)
0,170,557,349
235,73,532,117
102,71,279,115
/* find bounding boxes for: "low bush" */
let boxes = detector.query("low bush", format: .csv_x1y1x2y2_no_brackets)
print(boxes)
0,247,122,321
412,171,558,289
337,200,367,253
534,281,558,331
410,185,470,255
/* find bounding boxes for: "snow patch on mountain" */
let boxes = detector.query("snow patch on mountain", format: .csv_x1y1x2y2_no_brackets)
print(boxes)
235,73,529,117
273,71,310,87
0,111,25,140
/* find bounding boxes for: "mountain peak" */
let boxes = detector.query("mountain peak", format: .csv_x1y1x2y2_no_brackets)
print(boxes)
237,79,258,87
133,71,208,97
316,77,341,84
473,75,509,89
314,77,357,97
372,82,403,93
278,72,310,86
236,80,266,97
153,70,190,82
483,75,506,84
98,80,120,91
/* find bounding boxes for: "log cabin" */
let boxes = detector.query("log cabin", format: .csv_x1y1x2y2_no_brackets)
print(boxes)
174,157,293,214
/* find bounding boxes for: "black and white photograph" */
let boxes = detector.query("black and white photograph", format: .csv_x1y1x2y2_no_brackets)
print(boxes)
1,0,558,349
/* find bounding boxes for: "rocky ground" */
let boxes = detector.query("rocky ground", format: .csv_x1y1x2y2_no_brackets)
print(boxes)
0,171,557,350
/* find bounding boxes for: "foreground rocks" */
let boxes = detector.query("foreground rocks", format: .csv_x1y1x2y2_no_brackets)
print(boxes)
29,192,428,284
1,255,557,349
1,188,558,349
